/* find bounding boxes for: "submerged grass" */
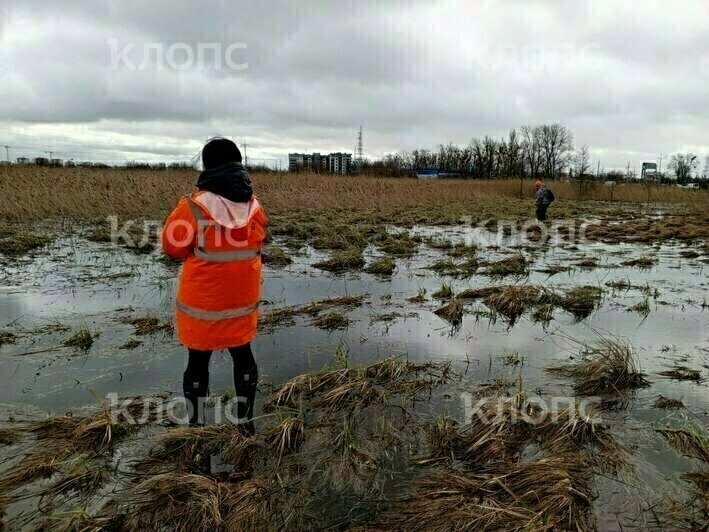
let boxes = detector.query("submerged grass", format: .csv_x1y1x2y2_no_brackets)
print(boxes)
654,395,685,410
122,315,173,336
657,366,702,382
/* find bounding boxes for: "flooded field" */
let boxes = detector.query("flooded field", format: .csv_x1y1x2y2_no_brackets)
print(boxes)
0,212,708,530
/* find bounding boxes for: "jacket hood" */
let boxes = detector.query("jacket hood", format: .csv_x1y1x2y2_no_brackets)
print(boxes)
196,161,253,203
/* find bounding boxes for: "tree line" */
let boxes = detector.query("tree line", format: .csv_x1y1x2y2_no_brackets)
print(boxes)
360,123,707,184
363,123,576,179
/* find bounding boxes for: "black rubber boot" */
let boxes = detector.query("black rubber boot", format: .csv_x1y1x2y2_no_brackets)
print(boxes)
235,365,258,422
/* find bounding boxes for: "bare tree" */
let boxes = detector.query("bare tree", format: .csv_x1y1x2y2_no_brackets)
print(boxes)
540,124,574,179
574,145,591,178
499,129,523,178
520,125,543,179
703,155,709,179
668,153,698,184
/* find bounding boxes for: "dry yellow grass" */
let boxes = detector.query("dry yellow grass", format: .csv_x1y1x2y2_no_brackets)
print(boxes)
0,166,704,223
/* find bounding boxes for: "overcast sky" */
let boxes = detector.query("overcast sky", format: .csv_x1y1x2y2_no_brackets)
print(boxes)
1,0,708,172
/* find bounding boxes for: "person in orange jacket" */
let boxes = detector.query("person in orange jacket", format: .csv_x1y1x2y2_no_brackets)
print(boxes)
161,137,268,426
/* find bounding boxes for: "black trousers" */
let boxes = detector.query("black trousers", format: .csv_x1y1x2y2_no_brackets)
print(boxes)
536,205,549,221
183,343,258,425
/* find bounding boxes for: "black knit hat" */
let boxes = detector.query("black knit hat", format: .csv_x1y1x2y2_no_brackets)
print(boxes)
202,137,242,170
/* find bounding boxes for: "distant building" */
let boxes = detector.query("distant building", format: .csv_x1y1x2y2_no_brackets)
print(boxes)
34,157,49,166
50,158,63,167
288,152,352,174
16,157,29,164
641,162,657,181
328,152,352,174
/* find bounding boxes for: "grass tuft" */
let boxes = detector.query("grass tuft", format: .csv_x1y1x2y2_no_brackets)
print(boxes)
312,312,351,331
548,338,649,396
365,256,396,275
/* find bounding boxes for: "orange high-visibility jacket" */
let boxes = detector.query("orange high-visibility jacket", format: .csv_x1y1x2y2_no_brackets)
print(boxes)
161,190,268,350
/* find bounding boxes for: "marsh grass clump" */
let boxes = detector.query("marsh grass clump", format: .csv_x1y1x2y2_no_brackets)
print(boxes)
312,312,351,331
537,264,573,276
141,424,258,473
456,286,501,300
427,259,458,275
407,287,427,303
656,424,709,464
119,338,143,350
301,294,367,315
266,415,305,457
548,338,649,397
0,428,23,446
381,453,596,531
605,278,632,290
575,258,600,269
679,249,701,259
447,242,477,259
484,254,529,277
0,229,53,256
627,296,651,316
374,231,419,257
481,285,558,324
63,325,95,351
262,246,292,267
558,285,603,320
0,331,18,346
122,315,173,336
433,299,463,326
311,225,367,251
654,395,684,410
0,399,155,497
118,473,225,531
655,423,709,529
657,366,702,382
531,303,554,325
431,283,453,300
621,255,658,268
259,307,298,330
313,247,365,272
365,256,396,275
425,237,453,250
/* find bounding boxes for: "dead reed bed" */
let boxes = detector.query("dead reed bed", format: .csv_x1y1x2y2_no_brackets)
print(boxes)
655,424,709,529
0,166,704,224
0,347,642,530
453,284,604,324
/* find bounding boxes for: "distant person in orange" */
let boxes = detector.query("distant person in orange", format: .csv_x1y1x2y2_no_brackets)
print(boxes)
534,181,555,221
161,137,268,426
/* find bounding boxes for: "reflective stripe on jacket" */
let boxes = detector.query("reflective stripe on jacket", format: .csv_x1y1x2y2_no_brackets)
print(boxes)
161,190,268,350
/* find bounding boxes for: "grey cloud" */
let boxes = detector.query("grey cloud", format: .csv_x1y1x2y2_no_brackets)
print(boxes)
1,0,708,169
